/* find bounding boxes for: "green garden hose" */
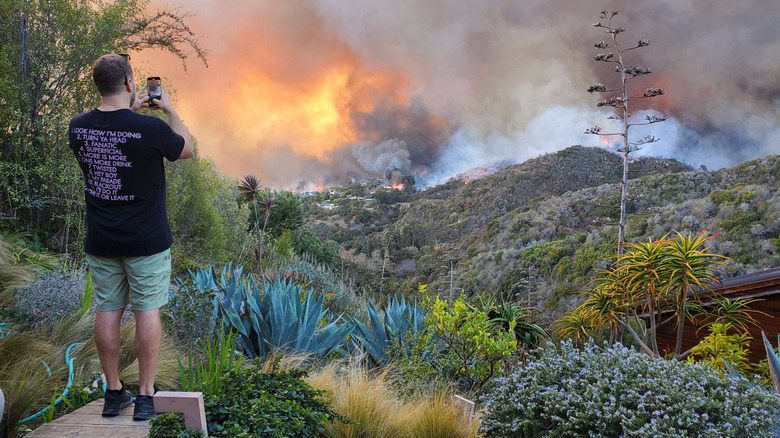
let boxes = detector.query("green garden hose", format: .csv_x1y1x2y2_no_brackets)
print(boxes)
17,342,83,425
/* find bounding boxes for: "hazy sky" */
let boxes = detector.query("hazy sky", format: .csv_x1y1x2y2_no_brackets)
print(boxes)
136,0,780,189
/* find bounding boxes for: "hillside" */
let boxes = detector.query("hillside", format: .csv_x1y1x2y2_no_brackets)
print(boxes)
302,147,780,325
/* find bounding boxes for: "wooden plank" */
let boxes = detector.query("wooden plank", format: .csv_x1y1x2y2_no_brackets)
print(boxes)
25,400,150,438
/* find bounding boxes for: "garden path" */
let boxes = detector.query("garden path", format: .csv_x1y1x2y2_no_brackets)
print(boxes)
24,399,150,437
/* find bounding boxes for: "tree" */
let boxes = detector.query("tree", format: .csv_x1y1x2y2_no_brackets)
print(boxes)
585,10,667,255
249,190,303,239
166,151,227,268
555,231,727,360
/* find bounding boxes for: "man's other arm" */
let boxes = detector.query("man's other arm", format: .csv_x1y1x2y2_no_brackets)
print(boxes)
164,107,194,159
146,88,194,159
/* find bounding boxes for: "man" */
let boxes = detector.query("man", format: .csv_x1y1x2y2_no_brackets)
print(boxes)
68,54,193,420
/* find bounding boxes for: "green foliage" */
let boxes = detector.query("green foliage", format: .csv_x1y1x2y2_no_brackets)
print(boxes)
165,272,219,348
424,290,517,392
178,329,243,393
719,210,762,236
373,188,409,205
76,272,93,317
203,363,344,438
291,229,338,266
166,155,229,269
150,413,205,438
212,265,355,360
687,322,752,376
479,340,780,438
710,188,756,206
249,190,304,238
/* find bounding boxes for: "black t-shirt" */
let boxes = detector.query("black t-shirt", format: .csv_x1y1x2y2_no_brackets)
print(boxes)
69,109,185,257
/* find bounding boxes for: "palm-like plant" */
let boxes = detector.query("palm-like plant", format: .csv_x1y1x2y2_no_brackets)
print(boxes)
616,237,670,357
554,306,599,343
238,175,281,278
702,297,767,333
238,175,263,273
582,274,625,344
237,174,262,203
477,300,549,351
557,231,728,359
664,230,728,358
256,193,277,278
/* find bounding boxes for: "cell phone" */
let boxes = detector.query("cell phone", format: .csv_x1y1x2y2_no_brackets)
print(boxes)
147,77,161,107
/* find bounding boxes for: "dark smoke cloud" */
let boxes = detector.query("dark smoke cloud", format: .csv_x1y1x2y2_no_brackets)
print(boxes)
147,0,780,188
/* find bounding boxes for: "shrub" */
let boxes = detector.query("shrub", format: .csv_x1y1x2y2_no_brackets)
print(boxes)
479,340,780,437
424,289,517,392
9,266,89,330
203,363,344,437
149,413,205,438
164,274,219,349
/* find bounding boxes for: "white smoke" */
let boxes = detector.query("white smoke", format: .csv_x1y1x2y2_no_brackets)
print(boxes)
353,138,411,174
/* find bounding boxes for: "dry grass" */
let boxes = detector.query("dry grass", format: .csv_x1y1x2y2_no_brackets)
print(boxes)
1,312,185,437
306,362,479,438
308,363,408,438
407,392,480,438
0,234,53,307
0,331,65,436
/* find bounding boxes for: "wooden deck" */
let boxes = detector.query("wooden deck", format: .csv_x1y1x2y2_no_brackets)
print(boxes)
25,399,150,438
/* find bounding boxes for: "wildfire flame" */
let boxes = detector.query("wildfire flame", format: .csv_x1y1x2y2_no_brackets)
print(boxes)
391,183,404,191
223,63,408,159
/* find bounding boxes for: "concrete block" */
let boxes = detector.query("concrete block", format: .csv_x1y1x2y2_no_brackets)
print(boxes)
153,391,207,436
452,394,475,426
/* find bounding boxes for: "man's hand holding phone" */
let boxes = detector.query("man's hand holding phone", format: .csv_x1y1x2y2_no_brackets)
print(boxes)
146,77,161,107
137,77,174,113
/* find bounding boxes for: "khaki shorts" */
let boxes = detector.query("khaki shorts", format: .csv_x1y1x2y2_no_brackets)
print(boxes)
87,249,171,311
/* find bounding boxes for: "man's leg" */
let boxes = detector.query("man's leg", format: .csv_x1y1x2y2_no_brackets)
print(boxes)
134,308,162,396
95,309,125,390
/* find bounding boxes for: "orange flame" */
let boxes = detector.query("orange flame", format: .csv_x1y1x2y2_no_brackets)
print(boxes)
224,63,407,159
391,183,404,191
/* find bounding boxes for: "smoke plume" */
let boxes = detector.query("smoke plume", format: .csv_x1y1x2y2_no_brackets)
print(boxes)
141,0,780,188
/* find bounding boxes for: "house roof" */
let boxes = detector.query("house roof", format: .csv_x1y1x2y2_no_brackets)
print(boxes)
710,267,780,301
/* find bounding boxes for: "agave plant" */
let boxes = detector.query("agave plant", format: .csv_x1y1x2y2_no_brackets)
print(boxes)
203,265,354,360
763,332,780,394
350,295,426,366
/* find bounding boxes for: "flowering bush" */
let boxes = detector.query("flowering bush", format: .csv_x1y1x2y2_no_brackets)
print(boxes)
479,340,780,437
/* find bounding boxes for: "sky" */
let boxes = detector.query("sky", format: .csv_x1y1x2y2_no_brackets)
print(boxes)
134,0,780,190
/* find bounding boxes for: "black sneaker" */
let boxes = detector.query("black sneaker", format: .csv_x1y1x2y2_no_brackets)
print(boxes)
133,395,157,421
102,383,132,417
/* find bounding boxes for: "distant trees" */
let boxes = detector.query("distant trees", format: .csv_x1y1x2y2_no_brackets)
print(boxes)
585,10,667,254
374,188,409,205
